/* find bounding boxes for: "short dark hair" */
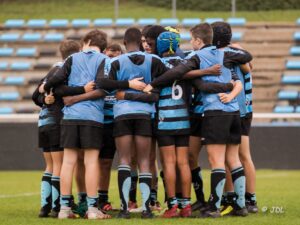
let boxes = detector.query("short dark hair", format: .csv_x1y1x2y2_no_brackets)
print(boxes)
141,25,153,37
190,23,213,45
124,27,142,45
211,22,232,48
82,29,107,52
59,40,81,60
145,25,166,40
106,43,122,52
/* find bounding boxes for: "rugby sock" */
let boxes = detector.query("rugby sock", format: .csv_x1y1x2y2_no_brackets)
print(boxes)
78,192,87,204
60,195,72,208
181,197,191,208
160,170,167,203
87,196,98,208
98,190,109,203
176,192,183,209
231,167,246,209
41,172,52,209
129,170,138,203
139,173,152,211
51,176,60,211
167,197,178,209
191,167,205,203
118,165,131,211
208,169,226,210
150,176,158,204
245,192,257,203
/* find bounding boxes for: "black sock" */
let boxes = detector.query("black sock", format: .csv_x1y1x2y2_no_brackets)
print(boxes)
129,170,138,203
118,165,131,211
231,167,246,209
191,167,205,203
78,192,87,204
176,193,183,209
98,190,109,204
41,172,52,210
51,176,60,211
150,189,157,205
160,170,167,203
139,173,152,212
245,192,257,203
60,195,72,208
208,169,226,210
167,197,177,209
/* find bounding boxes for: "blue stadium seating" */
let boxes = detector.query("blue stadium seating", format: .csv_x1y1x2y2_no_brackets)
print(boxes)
0,48,14,57
294,32,300,41
16,48,36,57
277,90,298,100
27,19,47,28
0,33,20,42
71,19,91,27
138,18,157,26
0,92,20,101
281,75,300,84
22,33,42,42
295,106,300,113
0,107,14,114
273,105,294,113
0,62,8,70
232,32,243,41
44,33,64,42
290,46,300,56
227,17,246,26
4,76,25,85
4,19,25,28
49,19,69,28
204,18,224,24
296,18,300,26
286,60,300,70
10,62,31,70
115,18,135,27
160,18,179,27
180,32,191,41
94,18,113,27
181,18,201,27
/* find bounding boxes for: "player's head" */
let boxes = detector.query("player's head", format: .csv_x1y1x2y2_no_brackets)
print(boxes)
105,43,122,58
124,27,142,49
59,40,81,60
141,25,152,53
211,22,232,48
145,25,166,54
156,31,179,57
82,29,107,52
190,23,213,50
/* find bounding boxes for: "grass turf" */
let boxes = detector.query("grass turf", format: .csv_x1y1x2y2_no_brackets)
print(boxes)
0,170,299,225
0,0,300,22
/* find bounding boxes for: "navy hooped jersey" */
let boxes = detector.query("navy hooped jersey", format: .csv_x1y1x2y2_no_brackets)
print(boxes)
157,56,191,135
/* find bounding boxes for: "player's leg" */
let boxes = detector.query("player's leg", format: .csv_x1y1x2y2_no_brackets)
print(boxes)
129,147,138,211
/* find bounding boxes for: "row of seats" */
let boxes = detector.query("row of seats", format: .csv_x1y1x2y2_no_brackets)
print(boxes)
0,33,64,42
180,31,243,41
0,91,20,101
0,48,36,57
0,106,37,114
290,46,300,56
286,60,300,70
281,75,300,84
0,76,25,85
274,105,300,113
277,90,300,100
3,18,247,28
0,62,52,70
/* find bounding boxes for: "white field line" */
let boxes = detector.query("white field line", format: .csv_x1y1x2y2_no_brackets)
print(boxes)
0,192,39,199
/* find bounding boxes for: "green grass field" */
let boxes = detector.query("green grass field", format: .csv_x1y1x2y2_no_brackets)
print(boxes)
0,170,299,225
0,0,300,22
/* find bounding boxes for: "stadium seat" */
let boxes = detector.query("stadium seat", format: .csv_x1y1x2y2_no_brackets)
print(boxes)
281,75,300,84
290,46,300,56
115,18,135,27
294,32,300,41
4,19,25,28
0,48,14,57
232,32,243,41
160,18,179,27
180,32,191,41
44,33,64,42
181,18,201,27
227,17,246,26
94,18,113,27
273,105,294,113
16,48,36,57
204,18,224,24
295,106,300,113
0,92,20,101
16,108,36,114
49,19,69,28
4,76,25,85
22,33,42,42
0,107,14,114
286,60,300,70
277,90,298,100
34,63,52,70
138,18,157,26
0,33,20,42
0,62,8,70
27,19,47,28
10,62,31,70
296,18,300,26
71,19,91,27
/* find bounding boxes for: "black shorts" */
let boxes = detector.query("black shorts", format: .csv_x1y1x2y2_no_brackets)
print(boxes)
39,124,63,152
100,123,116,159
190,114,204,137
201,114,241,145
61,124,103,149
113,119,152,137
157,135,189,147
241,113,252,136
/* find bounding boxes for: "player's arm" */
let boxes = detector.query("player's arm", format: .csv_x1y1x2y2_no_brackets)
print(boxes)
53,81,95,97
192,79,234,94
32,83,45,107
63,89,107,106
218,80,243,104
116,88,160,103
224,47,253,67
183,64,221,79
239,63,251,74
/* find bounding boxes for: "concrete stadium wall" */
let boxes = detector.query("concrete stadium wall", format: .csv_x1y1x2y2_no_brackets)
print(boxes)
0,123,299,170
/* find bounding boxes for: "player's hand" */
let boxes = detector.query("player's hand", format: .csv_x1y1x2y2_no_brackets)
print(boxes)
39,83,46,93
230,43,244,50
84,81,95,93
129,77,146,91
63,96,75,106
115,91,125,100
219,93,234,104
208,64,221,75
143,84,153,93
45,94,55,105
